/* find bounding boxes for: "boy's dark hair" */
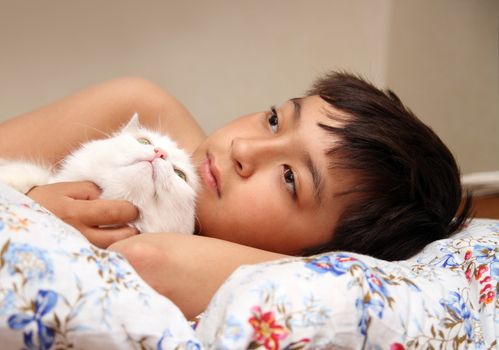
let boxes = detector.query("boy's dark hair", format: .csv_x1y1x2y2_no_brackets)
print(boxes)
304,71,472,260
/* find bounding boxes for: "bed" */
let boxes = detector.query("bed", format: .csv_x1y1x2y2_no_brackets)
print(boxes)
0,181,497,349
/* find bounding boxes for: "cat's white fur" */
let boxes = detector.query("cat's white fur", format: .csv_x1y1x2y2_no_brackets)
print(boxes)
0,114,198,234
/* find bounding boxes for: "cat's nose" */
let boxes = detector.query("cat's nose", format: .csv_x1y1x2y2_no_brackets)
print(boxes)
153,147,167,160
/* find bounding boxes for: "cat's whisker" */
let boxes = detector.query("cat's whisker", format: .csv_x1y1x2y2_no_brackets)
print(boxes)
72,122,112,139
156,108,165,133
52,159,64,170
194,214,202,235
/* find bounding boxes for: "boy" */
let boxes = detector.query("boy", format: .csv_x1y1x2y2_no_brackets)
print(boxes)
0,72,471,318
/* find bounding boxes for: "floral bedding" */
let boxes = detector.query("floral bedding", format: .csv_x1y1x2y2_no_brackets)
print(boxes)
198,225,498,349
0,180,497,349
0,182,199,349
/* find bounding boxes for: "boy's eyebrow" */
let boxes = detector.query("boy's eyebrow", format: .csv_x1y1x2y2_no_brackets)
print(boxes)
289,97,324,204
305,153,324,204
290,98,302,125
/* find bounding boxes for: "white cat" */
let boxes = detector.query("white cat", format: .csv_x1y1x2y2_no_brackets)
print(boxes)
0,114,198,234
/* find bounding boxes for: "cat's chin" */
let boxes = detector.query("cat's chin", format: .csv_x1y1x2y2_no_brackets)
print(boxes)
115,170,190,203
116,162,156,186
139,161,156,181
129,159,170,182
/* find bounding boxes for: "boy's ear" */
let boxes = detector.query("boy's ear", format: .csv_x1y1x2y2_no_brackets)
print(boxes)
122,113,141,132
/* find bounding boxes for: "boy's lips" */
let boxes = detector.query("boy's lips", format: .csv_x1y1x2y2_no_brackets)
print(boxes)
200,154,221,197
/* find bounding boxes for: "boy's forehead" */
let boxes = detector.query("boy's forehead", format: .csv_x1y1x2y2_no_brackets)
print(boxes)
283,95,348,126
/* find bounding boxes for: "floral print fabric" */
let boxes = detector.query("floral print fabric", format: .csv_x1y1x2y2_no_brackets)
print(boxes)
197,221,498,349
0,180,497,349
0,182,200,349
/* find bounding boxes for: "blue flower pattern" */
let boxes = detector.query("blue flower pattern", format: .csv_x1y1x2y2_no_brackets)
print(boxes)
305,254,394,336
305,254,358,276
439,291,473,338
3,243,54,281
8,290,57,350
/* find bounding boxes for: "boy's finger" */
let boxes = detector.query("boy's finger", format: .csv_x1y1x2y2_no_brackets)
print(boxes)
74,199,139,226
52,181,102,200
84,225,140,249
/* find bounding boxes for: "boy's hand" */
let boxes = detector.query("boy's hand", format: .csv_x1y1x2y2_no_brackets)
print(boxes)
27,181,139,248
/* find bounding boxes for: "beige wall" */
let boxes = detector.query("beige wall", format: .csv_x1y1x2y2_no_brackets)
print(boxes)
1,0,497,174
385,0,499,174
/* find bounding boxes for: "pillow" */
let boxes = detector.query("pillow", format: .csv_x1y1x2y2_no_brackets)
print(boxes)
0,182,200,349
197,219,498,349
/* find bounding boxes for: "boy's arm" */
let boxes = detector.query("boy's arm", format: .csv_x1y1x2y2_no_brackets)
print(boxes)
0,77,206,163
0,77,205,245
108,232,287,320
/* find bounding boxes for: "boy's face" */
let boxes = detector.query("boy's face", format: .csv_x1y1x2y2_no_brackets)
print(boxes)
192,96,355,255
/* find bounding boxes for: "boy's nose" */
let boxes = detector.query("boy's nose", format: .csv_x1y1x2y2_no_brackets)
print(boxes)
231,137,279,177
153,147,167,160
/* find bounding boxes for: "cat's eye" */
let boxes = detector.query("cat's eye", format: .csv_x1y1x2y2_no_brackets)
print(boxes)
174,168,187,182
137,137,151,145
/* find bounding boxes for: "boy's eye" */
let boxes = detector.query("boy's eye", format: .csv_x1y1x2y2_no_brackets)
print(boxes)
137,137,151,145
267,106,279,133
174,168,187,182
283,165,297,198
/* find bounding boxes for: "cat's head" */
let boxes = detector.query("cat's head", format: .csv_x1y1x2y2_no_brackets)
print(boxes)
55,114,198,233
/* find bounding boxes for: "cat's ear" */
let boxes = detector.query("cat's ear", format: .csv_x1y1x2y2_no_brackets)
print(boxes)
122,113,141,132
